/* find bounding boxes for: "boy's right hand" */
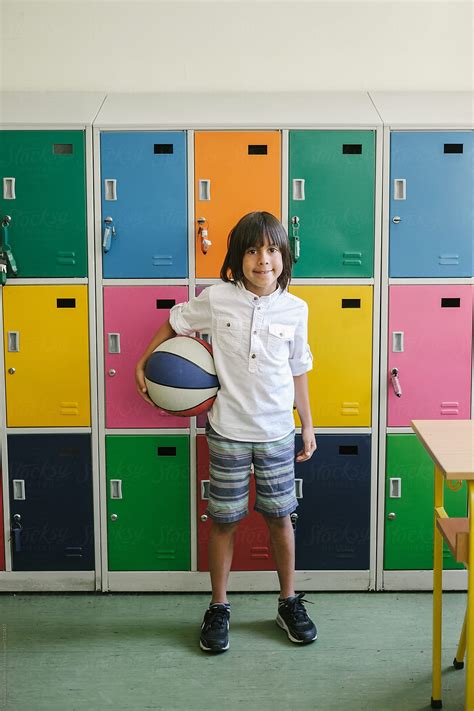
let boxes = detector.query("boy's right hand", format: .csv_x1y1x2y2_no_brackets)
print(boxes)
135,362,157,407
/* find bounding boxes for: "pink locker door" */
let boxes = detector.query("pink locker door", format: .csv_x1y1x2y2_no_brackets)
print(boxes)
387,285,472,426
197,436,276,571
0,468,4,570
104,286,189,428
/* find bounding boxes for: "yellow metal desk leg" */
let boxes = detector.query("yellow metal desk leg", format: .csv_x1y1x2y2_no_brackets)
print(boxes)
454,608,467,668
432,465,443,709
465,481,474,711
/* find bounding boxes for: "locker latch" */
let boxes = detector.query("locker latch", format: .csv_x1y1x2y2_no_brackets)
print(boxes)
12,513,23,553
197,217,211,255
102,216,116,253
290,216,300,263
390,368,402,398
0,215,18,286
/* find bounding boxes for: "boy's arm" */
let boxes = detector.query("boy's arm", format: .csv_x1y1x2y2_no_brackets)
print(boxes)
135,319,176,406
293,372,317,461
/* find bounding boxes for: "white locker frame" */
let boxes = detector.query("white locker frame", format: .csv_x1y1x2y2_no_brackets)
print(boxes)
93,92,383,593
370,91,474,592
0,92,105,592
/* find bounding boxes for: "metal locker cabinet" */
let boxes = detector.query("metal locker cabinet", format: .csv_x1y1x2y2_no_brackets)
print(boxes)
387,285,472,426
196,435,275,571
194,132,281,278
100,131,188,278
294,434,371,570
389,131,473,277
106,435,190,571
290,285,373,427
8,434,94,571
384,434,467,570
289,130,375,277
0,130,87,278
3,285,91,427
103,286,189,428
0,467,4,570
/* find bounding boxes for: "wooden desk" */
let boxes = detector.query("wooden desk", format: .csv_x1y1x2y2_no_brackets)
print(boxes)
411,420,474,711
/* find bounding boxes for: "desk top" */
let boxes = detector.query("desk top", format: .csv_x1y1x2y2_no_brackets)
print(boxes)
411,420,474,480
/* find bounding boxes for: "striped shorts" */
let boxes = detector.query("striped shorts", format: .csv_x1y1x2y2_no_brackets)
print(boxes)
205,423,298,523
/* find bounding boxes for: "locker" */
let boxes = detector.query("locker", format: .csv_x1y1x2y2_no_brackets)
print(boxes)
194,132,281,278
100,132,188,278
0,130,87,278
294,434,371,570
0,467,4,570
196,435,276,571
289,131,375,277
387,285,472,426
389,131,474,277
3,285,91,427
289,286,373,427
104,286,189,428
106,435,190,571
384,434,466,570
8,434,94,571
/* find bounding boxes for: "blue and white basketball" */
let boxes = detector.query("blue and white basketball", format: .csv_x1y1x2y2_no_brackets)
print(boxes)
144,336,219,416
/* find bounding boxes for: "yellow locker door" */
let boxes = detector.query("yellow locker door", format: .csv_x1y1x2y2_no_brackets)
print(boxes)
194,131,281,278
290,286,373,427
4,286,91,427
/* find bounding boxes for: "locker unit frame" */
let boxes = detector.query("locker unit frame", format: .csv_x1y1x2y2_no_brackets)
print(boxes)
93,92,383,593
370,91,474,592
0,92,106,591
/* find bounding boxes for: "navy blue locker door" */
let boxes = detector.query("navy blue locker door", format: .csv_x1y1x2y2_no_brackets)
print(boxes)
389,132,473,277
294,434,371,570
8,434,94,571
100,131,188,278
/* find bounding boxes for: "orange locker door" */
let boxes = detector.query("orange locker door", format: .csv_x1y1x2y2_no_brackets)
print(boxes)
195,132,281,278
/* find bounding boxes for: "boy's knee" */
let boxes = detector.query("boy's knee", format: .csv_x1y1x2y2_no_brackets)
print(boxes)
211,520,240,534
262,513,291,529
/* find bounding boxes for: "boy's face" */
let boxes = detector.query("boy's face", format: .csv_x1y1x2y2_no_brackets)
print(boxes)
242,235,283,297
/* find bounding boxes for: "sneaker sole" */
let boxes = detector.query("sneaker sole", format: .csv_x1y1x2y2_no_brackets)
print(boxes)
276,614,317,645
199,639,229,653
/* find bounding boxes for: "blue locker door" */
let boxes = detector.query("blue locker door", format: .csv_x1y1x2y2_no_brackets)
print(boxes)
8,434,94,571
389,132,473,277
100,132,188,278
294,434,371,570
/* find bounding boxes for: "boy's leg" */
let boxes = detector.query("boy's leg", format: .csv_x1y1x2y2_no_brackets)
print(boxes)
263,514,295,599
208,520,240,604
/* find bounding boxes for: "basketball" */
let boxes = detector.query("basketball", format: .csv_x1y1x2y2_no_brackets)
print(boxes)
144,336,219,416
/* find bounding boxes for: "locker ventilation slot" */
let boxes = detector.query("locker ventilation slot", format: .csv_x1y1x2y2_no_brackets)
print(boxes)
339,445,358,455
154,144,174,154
157,447,176,456
251,547,270,559
56,251,76,266
441,402,459,416
60,402,79,416
156,299,176,309
65,547,83,558
441,298,461,308
341,403,360,416
444,144,463,154
343,252,362,266
439,254,460,265
157,550,176,559
343,144,362,154
248,145,267,155
152,255,173,266
341,299,361,308
53,144,73,155
57,298,76,308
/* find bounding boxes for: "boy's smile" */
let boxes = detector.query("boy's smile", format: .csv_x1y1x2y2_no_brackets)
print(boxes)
242,236,283,296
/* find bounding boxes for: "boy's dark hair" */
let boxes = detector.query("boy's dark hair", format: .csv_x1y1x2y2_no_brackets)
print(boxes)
220,211,293,290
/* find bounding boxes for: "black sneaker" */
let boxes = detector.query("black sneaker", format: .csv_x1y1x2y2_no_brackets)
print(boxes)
276,593,317,644
199,603,230,653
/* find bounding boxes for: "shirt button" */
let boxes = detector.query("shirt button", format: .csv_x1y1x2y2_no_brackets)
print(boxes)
257,307,261,310
253,330,257,334
251,353,256,359
253,297,258,301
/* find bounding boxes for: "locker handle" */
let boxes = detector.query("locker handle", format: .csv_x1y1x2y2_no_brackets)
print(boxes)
389,478,402,499
104,179,117,201
295,478,303,499
8,331,20,352
390,368,402,398
13,480,26,500
103,216,116,253
393,179,406,200
199,180,211,201
108,333,121,354
392,331,404,353
201,480,210,500
3,178,16,200
110,479,123,500
292,179,305,201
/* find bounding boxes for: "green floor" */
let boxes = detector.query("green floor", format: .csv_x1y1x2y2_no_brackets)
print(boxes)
0,592,468,710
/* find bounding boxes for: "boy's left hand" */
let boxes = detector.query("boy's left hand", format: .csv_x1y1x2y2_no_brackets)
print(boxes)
295,428,317,462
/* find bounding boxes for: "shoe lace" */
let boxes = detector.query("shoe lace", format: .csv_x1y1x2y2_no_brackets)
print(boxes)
205,606,228,631
286,593,313,623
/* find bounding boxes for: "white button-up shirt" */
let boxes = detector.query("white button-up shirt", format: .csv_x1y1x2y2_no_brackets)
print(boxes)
169,281,313,442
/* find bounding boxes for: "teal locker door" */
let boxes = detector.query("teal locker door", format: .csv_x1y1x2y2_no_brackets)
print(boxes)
289,131,375,277
106,435,190,571
0,130,87,277
384,434,467,570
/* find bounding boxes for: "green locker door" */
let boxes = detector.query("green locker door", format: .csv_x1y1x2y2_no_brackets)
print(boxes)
106,435,190,571
289,131,375,277
0,131,87,277
384,434,467,570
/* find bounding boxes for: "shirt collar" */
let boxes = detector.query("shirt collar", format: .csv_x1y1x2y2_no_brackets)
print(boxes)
235,281,283,304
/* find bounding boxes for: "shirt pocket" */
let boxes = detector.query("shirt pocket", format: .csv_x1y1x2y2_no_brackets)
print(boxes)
215,315,242,354
267,323,295,359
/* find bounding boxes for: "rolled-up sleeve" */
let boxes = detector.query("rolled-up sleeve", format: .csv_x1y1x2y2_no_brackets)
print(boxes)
289,303,313,376
169,287,212,336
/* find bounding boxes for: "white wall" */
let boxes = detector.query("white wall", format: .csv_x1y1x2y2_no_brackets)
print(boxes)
0,0,473,92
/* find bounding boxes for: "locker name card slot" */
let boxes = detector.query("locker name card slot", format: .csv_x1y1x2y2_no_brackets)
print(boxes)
341,299,361,308
157,447,176,456
248,145,267,155
444,144,463,154
57,299,76,308
342,144,362,154
53,144,73,155
441,298,461,308
339,445,359,455
154,144,173,154
156,300,176,309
